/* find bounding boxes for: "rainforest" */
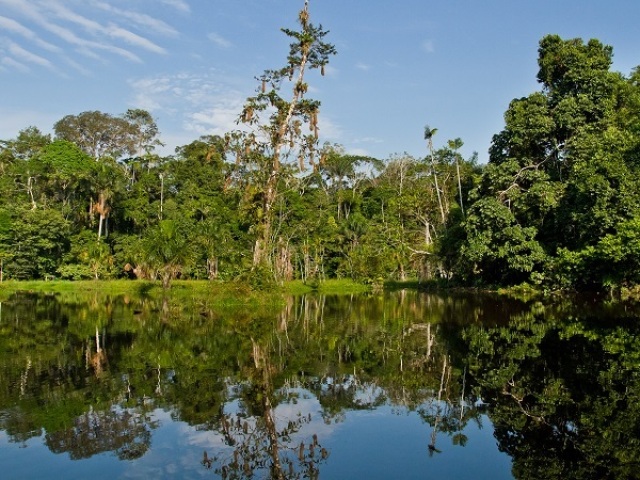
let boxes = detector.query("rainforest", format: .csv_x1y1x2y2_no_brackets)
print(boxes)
1,3,640,295
3,4,640,479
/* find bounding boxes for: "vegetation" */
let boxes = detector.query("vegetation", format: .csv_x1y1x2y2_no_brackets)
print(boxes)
1,1,639,294
2,290,639,477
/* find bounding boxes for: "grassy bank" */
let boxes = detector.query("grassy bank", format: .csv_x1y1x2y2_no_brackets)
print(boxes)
0,278,373,302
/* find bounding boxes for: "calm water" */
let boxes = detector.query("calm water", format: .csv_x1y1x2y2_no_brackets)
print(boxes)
1,289,639,479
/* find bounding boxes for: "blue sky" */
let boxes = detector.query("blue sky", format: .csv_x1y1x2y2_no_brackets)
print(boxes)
1,0,639,163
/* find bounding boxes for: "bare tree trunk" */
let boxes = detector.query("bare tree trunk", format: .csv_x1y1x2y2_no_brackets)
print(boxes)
429,354,449,453
252,341,285,479
252,4,314,269
429,139,446,225
94,192,111,239
27,177,37,210
207,257,219,280
456,159,465,217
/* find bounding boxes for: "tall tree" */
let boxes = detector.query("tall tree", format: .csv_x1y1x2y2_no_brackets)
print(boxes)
457,35,640,289
226,0,336,273
0,126,51,164
53,110,158,161
123,109,163,157
424,126,446,225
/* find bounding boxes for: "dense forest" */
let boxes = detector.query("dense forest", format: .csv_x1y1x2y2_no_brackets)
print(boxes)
1,9,640,292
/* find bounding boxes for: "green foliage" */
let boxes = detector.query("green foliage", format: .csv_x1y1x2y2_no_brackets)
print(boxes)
458,198,547,286
455,34,640,291
141,219,195,288
3,208,71,280
1,33,639,292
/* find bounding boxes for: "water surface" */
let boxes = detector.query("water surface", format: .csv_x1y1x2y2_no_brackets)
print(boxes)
1,289,638,479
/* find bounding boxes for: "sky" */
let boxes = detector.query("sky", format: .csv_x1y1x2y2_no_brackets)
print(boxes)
1,0,640,164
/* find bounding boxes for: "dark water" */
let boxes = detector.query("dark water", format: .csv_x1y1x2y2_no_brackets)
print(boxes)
1,289,639,479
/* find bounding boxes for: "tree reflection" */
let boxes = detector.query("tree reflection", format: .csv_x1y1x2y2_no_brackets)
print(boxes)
202,341,330,479
462,305,640,479
45,408,154,460
2,289,639,478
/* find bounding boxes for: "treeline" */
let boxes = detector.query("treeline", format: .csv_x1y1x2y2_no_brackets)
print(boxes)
1,34,640,292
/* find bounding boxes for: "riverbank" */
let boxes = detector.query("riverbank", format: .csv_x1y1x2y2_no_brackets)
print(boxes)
0,278,374,300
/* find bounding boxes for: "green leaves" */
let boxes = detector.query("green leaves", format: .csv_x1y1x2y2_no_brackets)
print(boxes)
458,34,640,290
141,219,195,288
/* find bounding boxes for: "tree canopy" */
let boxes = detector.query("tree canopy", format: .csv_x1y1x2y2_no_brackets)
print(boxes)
1,30,639,293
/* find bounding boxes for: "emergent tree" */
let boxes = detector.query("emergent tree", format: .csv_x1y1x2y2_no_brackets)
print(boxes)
226,0,336,274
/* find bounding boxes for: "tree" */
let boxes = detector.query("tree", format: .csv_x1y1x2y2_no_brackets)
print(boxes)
0,126,51,164
123,109,163,157
4,208,71,279
226,0,336,273
424,126,446,225
447,138,466,218
53,110,159,161
457,35,640,289
140,219,194,288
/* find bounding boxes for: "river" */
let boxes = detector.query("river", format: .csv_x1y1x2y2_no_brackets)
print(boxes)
0,288,638,479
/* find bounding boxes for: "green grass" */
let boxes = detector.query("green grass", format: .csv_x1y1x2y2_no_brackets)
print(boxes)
0,278,376,306
284,279,372,294
0,279,142,294
0,278,374,299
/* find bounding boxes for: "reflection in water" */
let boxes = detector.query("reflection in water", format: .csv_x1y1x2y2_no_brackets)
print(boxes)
45,407,153,460
204,340,329,479
0,290,639,479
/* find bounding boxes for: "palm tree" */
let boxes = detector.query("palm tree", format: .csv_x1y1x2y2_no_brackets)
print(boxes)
447,138,465,218
142,220,193,288
424,126,446,224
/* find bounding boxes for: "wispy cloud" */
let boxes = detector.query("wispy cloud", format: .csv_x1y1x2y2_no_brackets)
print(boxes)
422,39,435,53
0,0,175,71
89,1,179,37
8,41,54,70
1,55,30,73
43,1,102,32
129,71,248,137
207,32,232,49
62,55,93,76
44,2,166,55
356,62,371,71
160,0,190,14
106,24,166,54
40,20,142,62
0,15,60,52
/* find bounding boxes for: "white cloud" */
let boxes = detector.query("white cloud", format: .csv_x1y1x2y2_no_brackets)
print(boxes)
129,76,174,110
185,106,241,136
356,62,370,71
0,0,174,70
128,71,251,145
89,1,179,37
0,15,60,52
160,0,190,13
8,3,142,63
1,55,30,73
422,39,435,53
43,1,102,32
207,32,232,49
62,55,93,76
317,115,343,142
106,24,167,54
128,70,353,153
43,2,166,55
0,0,41,18
8,41,54,69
